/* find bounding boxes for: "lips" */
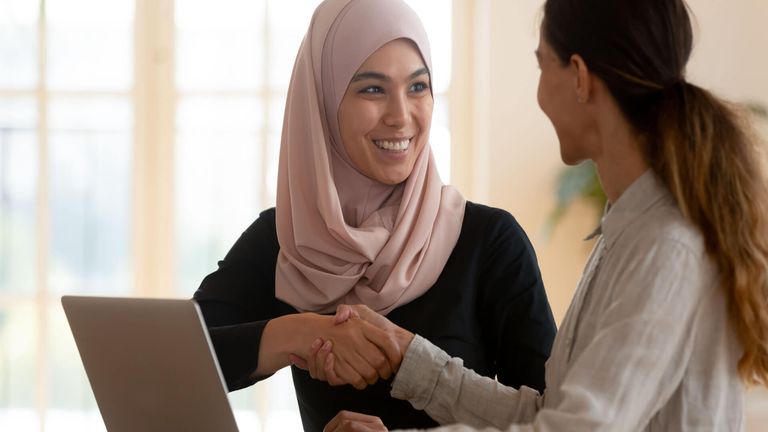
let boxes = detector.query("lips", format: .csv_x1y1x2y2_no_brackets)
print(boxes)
373,138,411,152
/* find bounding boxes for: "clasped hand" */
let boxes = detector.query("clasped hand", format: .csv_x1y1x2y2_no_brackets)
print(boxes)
289,304,414,390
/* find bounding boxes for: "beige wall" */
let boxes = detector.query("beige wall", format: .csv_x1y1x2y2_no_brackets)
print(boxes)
451,0,768,428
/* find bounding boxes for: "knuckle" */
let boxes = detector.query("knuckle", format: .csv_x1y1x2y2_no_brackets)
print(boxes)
374,355,387,369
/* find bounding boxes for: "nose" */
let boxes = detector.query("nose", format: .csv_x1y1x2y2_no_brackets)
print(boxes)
382,92,408,128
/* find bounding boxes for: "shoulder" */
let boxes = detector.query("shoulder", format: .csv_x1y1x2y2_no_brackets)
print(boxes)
223,207,278,261
617,198,707,263
458,201,538,265
463,201,525,238
605,199,717,303
242,207,277,238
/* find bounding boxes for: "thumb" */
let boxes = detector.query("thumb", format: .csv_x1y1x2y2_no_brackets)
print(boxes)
334,304,360,325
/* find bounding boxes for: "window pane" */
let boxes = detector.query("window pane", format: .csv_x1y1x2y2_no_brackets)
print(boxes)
228,368,300,432
262,368,301,432
48,97,132,296
0,98,37,294
0,0,39,89
0,303,38,428
175,96,264,294
265,95,285,207
46,0,133,91
46,302,104,432
176,0,265,91
266,0,318,91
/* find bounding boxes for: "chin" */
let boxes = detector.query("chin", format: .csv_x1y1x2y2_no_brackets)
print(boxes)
379,175,408,185
560,153,587,166
374,167,411,185
558,139,589,166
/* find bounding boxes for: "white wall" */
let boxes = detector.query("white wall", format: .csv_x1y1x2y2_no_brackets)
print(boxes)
452,0,768,428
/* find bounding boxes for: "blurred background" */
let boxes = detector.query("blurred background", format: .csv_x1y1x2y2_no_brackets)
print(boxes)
0,0,766,430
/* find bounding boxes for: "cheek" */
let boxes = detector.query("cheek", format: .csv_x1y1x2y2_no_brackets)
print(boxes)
340,103,375,141
536,76,545,111
415,100,433,136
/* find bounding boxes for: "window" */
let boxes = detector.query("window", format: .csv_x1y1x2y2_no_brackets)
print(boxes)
0,0,453,430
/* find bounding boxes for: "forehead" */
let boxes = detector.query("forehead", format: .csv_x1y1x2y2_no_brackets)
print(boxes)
358,39,427,72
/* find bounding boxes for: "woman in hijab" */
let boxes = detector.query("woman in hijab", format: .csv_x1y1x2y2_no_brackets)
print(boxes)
192,0,556,430
313,0,768,430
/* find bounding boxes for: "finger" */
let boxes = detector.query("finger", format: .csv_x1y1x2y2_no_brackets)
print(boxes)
354,334,393,380
360,322,402,372
334,304,360,325
288,354,308,371
332,352,368,390
344,349,380,386
307,338,323,379
314,340,332,381
325,410,386,432
324,352,345,386
351,304,378,325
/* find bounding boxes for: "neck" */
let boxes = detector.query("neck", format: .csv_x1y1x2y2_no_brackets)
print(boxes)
592,110,649,204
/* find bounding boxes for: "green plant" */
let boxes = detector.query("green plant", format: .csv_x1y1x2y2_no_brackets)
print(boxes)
546,101,768,234
544,160,605,236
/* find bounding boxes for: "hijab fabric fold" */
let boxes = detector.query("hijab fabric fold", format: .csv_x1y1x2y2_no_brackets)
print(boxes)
275,0,466,314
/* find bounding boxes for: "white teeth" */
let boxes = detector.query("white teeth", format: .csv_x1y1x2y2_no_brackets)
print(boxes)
373,139,410,151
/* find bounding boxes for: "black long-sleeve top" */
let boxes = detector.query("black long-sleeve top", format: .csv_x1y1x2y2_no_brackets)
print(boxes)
193,201,556,431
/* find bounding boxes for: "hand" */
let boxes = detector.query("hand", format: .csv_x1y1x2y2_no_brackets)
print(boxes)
324,410,388,432
334,304,415,364
290,317,400,389
298,305,415,388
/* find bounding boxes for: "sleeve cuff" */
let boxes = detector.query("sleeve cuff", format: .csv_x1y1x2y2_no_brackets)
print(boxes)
391,334,453,410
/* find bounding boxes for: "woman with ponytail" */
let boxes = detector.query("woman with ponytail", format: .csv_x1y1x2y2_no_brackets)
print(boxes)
307,0,768,430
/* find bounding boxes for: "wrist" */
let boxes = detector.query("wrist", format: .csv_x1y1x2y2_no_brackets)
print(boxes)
268,312,325,358
286,312,326,356
395,327,415,357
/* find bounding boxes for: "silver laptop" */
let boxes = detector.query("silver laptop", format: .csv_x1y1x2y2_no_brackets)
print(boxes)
61,295,239,432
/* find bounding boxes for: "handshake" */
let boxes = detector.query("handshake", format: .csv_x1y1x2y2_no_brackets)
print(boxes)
288,304,415,391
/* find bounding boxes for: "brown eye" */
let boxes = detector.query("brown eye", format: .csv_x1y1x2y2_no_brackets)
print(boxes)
410,82,429,93
359,86,384,94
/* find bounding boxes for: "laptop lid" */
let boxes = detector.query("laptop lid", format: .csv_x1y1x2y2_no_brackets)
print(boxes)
61,295,239,432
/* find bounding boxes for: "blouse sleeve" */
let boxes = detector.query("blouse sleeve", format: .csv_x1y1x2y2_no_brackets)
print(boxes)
477,209,556,392
192,208,294,391
391,238,724,432
391,335,543,429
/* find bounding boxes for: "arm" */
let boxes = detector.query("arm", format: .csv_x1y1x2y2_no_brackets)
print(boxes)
195,209,397,390
193,209,290,390
315,305,542,429
390,238,717,432
392,335,543,429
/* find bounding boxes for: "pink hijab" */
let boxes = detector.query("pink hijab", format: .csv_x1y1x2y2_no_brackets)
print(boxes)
275,0,466,315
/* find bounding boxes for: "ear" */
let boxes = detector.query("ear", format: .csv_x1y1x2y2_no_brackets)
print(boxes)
569,54,591,104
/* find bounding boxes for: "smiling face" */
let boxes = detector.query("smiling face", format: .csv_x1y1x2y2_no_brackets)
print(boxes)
337,38,433,185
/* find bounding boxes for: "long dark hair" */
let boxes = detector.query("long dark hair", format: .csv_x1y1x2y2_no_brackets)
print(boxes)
543,0,768,386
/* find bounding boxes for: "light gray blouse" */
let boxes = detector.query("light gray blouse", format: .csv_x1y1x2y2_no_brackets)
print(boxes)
390,171,744,431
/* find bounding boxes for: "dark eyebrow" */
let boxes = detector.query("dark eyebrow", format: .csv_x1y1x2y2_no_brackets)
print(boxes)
351,67,430,83
409,67,429,80
351,71,389,82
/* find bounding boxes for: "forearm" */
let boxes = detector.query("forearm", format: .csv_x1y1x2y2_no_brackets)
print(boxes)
391,335,542,429
255,312,325,376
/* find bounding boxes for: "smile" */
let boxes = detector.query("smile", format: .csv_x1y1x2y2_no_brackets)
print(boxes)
373,138,411,152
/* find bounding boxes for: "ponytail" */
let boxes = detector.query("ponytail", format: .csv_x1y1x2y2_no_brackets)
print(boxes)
647,82,768,386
